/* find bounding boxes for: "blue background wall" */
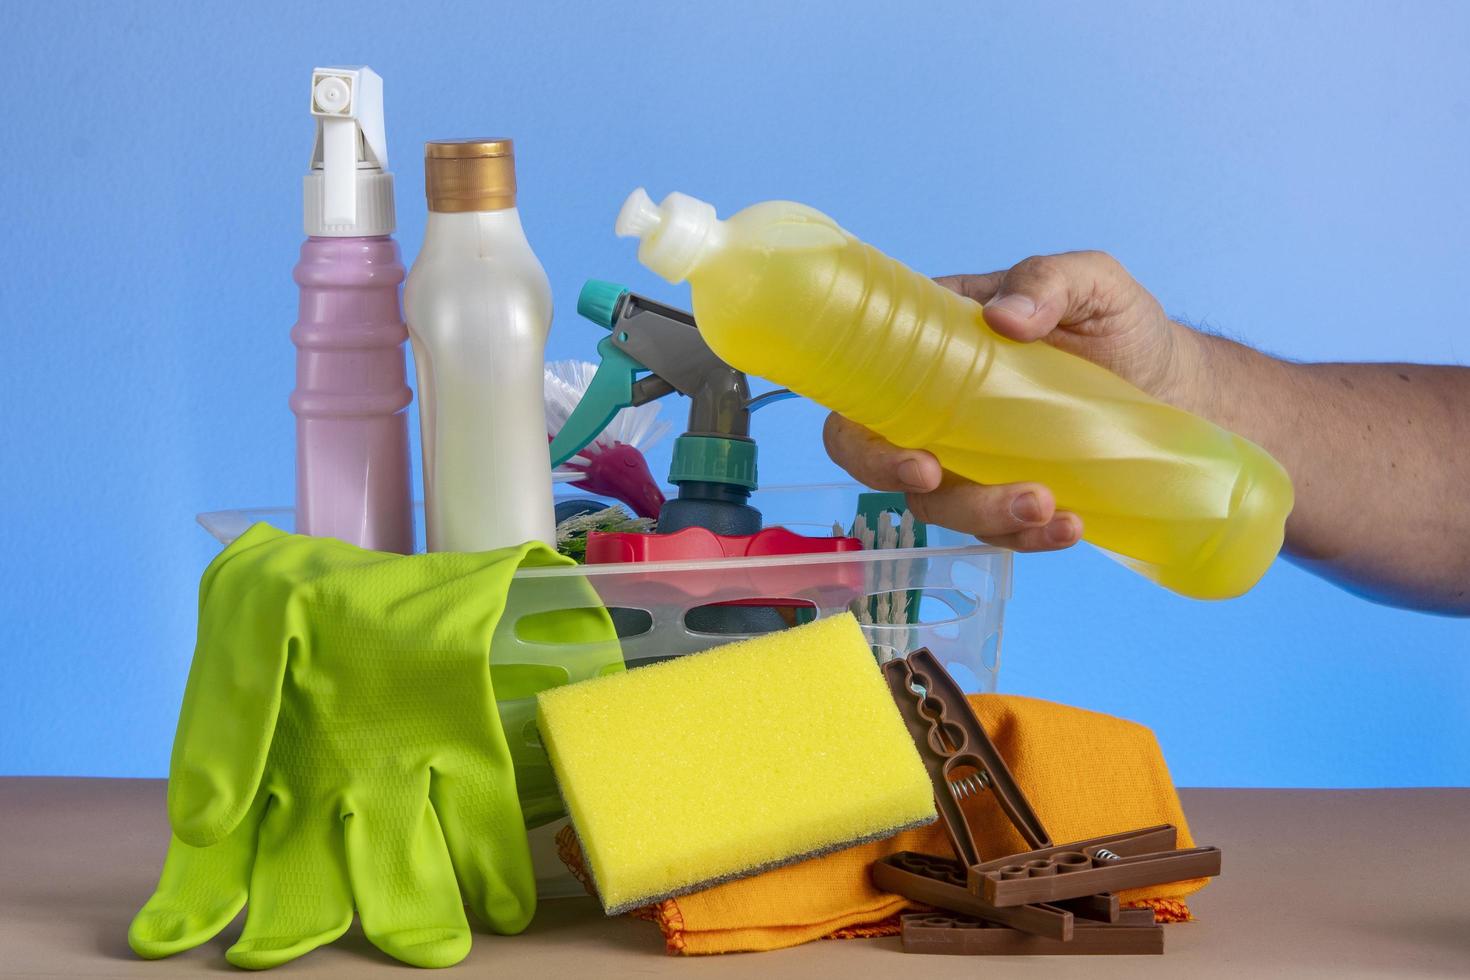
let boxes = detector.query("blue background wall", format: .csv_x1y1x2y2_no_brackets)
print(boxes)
2,1,1466,785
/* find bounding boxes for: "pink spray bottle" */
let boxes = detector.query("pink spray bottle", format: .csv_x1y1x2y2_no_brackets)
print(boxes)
291,66,414,552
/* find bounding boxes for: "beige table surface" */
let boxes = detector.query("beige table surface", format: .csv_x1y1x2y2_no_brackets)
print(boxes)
1,779,1467,978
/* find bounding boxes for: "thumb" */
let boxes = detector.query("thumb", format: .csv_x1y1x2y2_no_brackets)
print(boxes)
979,250,1129,342
168,527,299,846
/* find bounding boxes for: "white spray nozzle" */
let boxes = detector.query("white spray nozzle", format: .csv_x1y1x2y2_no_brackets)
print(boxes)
615,187,662,238
615,188,722,284
309,66,388,228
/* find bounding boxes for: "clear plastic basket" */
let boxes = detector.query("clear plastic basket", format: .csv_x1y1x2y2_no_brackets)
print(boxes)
197,483,1011,896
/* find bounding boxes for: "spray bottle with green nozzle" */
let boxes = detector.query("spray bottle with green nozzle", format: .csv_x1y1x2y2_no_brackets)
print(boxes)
550,280,797,632
551,280,798,535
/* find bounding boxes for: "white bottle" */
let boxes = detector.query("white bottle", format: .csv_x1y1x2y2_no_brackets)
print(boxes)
405,138,556,551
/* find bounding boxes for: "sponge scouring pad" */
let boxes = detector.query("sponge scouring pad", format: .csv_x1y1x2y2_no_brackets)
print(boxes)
535,612,936,914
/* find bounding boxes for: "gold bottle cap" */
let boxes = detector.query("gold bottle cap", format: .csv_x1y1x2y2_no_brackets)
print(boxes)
424,138,517,212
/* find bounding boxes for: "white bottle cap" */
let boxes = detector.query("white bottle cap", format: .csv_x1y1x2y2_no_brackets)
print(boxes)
615,188,724,283
303,66,395,237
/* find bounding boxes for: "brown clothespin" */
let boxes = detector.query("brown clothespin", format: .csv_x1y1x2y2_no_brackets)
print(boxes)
970,825,1221,907
870,648,1075,941
900,909,1163,956
882,648,1052,863
871,649,1220,955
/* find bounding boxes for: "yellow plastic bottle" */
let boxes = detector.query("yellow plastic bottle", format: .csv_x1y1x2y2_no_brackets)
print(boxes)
615,189,1294,599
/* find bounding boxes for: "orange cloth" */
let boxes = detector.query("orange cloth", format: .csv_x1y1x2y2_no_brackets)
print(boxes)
556,693,1208,955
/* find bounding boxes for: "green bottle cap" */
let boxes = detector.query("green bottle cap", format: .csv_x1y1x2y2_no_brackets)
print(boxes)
577,279,630,329
668,435,758,490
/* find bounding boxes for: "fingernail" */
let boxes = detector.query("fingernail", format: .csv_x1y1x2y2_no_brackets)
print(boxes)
986,293,1037,319
1009,492,1044,525
1044,517,1076,545
897,458,926,490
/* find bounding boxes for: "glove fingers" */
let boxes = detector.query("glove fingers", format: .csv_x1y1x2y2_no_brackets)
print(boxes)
128,806,260,959
431,764,536,934
225,793,353,970
345,791,472,968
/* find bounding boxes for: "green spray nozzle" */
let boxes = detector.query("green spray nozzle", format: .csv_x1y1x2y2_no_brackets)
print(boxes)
576,279,629,330
549,281,645,469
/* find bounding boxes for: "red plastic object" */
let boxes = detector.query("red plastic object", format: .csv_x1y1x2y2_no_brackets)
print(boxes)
587,525,859,563
585,526,866,608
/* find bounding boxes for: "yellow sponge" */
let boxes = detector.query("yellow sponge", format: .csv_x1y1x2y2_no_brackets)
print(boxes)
535,612,936,914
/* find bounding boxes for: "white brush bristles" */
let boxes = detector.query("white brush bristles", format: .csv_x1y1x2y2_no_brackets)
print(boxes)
544,360,673,469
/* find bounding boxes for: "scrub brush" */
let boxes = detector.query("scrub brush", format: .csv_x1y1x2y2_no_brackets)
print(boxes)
536,612,936,914
838,493,928,662
545,360,671,519
840,493,926,627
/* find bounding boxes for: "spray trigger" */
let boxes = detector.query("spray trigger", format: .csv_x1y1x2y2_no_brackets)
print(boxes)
549,335,645,468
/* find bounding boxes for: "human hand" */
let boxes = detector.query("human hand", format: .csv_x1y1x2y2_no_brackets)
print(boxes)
824,251,1198,551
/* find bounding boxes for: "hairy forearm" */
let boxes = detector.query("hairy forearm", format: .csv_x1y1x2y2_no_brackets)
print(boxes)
1166,325,1470,614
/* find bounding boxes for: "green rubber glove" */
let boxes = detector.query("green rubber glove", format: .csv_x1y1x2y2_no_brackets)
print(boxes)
128,524,619,969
